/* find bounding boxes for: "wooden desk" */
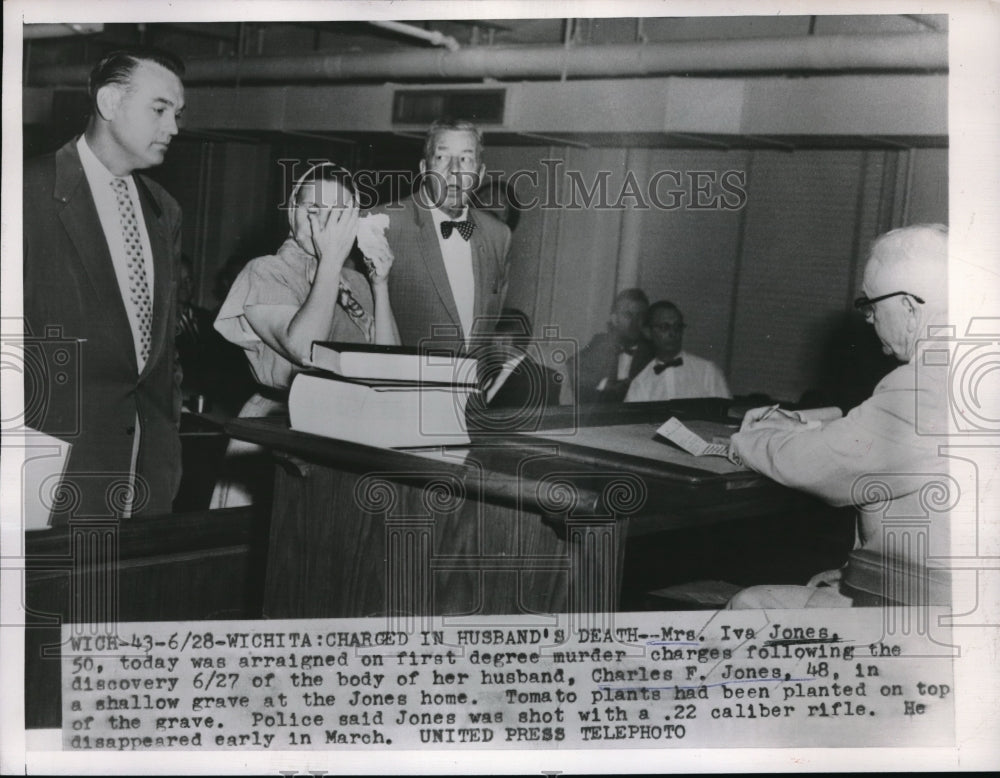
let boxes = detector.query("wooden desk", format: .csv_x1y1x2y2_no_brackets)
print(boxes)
24,506,268,728
228,402,817,620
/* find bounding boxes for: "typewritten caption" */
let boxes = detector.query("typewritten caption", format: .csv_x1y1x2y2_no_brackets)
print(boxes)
62,609,954,750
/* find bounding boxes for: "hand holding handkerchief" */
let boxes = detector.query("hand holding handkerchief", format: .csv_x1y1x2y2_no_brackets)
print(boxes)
357,212,393,283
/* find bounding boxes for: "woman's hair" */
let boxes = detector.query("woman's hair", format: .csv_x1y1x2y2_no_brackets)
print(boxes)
290,162,357,208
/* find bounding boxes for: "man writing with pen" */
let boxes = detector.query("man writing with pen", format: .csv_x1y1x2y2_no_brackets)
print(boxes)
726,224,950,608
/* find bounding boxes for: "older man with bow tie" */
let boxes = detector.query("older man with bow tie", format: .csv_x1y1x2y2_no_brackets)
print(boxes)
726,224,951,608
374,119,511,354
625,300,731,402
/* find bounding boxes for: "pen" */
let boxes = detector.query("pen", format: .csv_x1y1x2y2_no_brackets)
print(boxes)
757,403,781,422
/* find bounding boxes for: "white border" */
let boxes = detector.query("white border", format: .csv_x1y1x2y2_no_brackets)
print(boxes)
4,0,999,773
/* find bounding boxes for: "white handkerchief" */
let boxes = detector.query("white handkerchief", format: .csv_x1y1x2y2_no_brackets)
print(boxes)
357,212,393,278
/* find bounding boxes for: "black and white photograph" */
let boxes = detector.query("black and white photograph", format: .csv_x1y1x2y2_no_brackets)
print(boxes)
2,0,998,773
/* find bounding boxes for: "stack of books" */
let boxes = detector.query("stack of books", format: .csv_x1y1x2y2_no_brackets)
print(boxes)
288,342,480,447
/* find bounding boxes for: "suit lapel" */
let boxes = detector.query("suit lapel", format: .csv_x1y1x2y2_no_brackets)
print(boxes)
54,141,138,371
135,175,173,381
412,190,463,336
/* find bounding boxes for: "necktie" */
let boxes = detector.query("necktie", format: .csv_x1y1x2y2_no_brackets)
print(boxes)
176,304,199,341
653,357,684,374
111,178,152,363
440,220,474,241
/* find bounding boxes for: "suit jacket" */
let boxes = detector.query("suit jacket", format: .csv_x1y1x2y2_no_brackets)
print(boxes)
731,360,951,577
568,331,654,404
488,355,562,411
375,188,511,352
23,138,183,519
466,354,562,433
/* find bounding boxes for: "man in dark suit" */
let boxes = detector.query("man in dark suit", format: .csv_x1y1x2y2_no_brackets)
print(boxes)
466,308,561,433
483,308,561,409
376,119,511,354
23,48,186,519
568,288,654,404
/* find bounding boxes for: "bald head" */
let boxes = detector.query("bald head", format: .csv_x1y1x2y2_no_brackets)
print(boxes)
861,224,948,362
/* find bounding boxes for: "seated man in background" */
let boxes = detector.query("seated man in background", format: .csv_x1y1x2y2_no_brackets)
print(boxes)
625,300,730,402
570,288,653,404
727,224,949,608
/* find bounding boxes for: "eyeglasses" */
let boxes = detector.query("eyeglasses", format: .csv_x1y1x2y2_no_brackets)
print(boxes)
853,291,925,320
650,322,685,333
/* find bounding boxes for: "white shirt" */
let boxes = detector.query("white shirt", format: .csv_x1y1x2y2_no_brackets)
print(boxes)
77,135,155,372
616,351,634,381
594,349,636,392
429,206,475,342
624,350,732,402
484,351,528,404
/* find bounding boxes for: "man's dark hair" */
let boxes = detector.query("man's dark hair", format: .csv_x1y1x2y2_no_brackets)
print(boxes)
612,288,649,312
88,47,186,111
646,300,684,327
495,307,533,351
422,118,483,163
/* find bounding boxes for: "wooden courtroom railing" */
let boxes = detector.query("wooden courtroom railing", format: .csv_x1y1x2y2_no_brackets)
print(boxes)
23,505,269,729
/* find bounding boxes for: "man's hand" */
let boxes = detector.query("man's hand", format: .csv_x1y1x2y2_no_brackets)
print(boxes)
740,404,813,433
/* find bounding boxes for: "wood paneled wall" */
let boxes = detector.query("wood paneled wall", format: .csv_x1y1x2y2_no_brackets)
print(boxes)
176,140,947,403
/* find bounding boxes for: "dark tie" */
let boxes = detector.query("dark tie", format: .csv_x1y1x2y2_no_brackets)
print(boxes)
440,220,474,241
653,357,683,375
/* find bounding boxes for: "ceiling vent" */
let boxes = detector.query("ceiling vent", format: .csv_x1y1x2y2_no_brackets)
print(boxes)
392,88,506,126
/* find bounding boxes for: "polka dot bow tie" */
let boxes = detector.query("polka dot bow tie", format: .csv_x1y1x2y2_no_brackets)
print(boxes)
440,220,475,241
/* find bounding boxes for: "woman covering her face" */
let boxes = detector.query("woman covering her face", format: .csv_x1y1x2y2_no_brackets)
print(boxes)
211,162,398,507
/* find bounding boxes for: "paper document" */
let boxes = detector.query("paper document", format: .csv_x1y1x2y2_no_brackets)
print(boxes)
656,417,732,458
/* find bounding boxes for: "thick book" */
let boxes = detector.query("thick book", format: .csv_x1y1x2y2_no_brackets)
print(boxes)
288,371,474,448
310,341,478,386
